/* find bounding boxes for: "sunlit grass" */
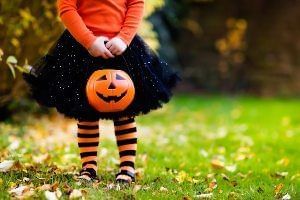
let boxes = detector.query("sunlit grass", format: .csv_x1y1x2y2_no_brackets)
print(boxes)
0,95,300,199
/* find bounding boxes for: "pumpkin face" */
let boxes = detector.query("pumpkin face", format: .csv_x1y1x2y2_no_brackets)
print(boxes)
86,69,135,112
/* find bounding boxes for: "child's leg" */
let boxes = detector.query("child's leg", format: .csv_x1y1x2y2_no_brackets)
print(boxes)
77,120,99,179
113,117,137,182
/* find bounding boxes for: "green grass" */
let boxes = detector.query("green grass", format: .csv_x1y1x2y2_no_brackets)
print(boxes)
0,95,300,199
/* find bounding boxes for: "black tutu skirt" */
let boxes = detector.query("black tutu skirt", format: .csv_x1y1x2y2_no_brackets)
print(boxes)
23,30,181,121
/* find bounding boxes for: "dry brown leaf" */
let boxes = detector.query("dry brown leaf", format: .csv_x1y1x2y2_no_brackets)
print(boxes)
9,185,30,196
211,159,225,169
37,184,52,191
208,178,217,190
22,189,35,199
51,182,59,191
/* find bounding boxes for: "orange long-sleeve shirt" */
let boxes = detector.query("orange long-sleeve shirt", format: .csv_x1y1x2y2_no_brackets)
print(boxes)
57,0,144,49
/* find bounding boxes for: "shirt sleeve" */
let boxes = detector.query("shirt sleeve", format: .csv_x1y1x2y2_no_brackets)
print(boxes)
57,0,97,49
117,0,145,46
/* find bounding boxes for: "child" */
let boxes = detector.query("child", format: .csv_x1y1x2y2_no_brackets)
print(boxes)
23,0,180,183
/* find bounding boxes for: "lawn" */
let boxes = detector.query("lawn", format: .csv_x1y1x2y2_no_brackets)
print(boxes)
0,95,299,199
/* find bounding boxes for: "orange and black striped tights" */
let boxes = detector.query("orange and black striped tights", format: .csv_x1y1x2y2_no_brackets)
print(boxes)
77,117,137,181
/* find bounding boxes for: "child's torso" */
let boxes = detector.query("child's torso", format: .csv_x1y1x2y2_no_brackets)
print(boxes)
77,0,127,36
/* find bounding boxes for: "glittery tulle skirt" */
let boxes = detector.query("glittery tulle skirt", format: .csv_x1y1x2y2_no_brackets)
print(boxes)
23,30,181,120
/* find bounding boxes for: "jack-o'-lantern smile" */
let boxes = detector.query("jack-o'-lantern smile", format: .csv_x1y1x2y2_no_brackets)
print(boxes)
96,91,127,103
86,69,135,112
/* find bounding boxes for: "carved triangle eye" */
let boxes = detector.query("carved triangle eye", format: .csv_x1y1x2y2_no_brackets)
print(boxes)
97,75,107,81
116,74,125,80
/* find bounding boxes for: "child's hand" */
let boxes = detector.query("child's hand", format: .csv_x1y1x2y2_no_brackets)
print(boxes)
88,36,114,59
105,37,127,56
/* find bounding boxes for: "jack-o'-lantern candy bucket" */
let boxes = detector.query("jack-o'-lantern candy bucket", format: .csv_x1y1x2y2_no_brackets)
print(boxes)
86,69,135,112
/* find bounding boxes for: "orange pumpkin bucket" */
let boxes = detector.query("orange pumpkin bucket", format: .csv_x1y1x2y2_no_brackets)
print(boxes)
86,69,135,112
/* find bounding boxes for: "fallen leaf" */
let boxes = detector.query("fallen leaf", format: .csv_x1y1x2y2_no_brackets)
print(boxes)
9,185,30,196
33,153,51,164
133,185,142,193
282,193,291,200
135,168,144,180
211,159,225,169
175,171,191,183
208,178,217,190
192,178,200,183
106,183,115,190
37,184,52,191
63,183,73,194
69,189,82,199
225,164,237,172
236,172,247,179
22,189,35,198
159,186,168,192
56,189,62,199
207,173,215,179
195,193,213,199
183,196,192,200
22,177,30,182
274,183,284,195
0,160,14,172
235,154,247,161
273,172,289,178
51,182,59,191
276,158,290,166
143,186,151,190
45,191,58,200
115,184,121,191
